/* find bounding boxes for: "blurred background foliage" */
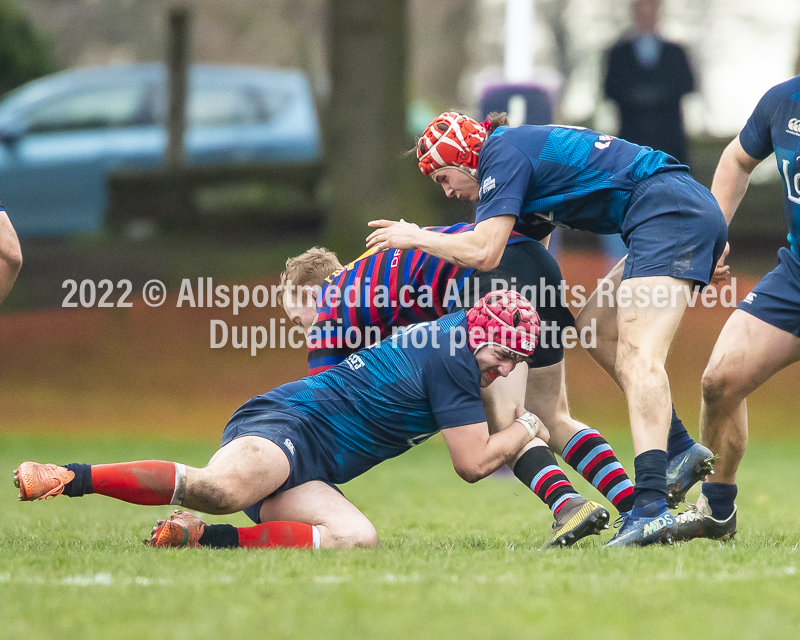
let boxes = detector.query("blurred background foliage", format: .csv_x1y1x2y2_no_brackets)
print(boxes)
0,0,56,95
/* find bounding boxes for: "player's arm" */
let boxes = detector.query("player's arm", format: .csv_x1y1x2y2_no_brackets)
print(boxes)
366,215,516,271
709,135,763,282
0,208,22,306
441,412,539,483
711,134,762,225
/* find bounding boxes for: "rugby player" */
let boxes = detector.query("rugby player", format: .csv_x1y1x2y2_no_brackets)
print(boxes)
14,291,612,549
0,204,22,306
672,75,800,541
281,226,634,548
366,112,728,546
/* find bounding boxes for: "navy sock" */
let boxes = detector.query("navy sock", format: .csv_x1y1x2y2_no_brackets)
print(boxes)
666,405,695,458
702,482,737,520
198,524,239,548
62,463,93,498
632,449,668,511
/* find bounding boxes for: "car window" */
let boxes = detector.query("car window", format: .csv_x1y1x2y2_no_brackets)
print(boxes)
188,87,264,128
25,86,150,134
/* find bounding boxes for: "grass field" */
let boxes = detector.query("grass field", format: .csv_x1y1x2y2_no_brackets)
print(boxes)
1,431,799,639
3,249,800,638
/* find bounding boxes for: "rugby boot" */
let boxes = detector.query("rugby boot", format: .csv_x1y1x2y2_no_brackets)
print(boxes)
673,494,736,542
14,461,75,501
604,508,677,548
148,510,206,548
540,498,610,550
666,442,715,508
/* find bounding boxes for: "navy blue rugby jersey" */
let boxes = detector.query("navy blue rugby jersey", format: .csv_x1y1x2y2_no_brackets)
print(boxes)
257,312,485,485
739,75,800,257
474,125,686,235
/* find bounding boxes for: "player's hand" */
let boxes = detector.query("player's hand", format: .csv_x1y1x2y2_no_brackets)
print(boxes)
711,242,731,284
366,219,421,252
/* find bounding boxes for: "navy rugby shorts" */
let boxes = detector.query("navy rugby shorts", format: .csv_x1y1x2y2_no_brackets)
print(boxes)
621,170,728,287
220,397,340,524
447,240,575,368
736,247,800,338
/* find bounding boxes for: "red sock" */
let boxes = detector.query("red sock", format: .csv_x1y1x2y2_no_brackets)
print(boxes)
237,521,317,549
91,461,177,505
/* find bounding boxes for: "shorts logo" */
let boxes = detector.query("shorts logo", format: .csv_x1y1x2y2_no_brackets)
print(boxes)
743,292,757,304
284,438,296,456
481,176,496,195
787,119,800,136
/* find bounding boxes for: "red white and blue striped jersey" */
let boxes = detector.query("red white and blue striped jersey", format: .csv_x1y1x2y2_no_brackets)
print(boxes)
307,223,530,375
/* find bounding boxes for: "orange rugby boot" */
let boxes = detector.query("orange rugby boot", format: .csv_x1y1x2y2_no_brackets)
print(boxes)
14,462,75,501
148,510,206,548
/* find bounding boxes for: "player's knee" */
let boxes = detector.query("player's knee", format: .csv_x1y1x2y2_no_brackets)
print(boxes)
188,470,244,513
701,362,741,406
354,522,378,548
323,520,378,548
615,350,663,390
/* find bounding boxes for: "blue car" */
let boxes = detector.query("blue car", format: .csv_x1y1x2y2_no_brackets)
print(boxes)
0,64,321,236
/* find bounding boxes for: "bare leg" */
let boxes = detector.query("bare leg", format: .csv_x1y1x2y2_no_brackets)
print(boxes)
182,436,290,514
258,481,377,548
615,276,690,455
480,364,549,465
701,310,800,484
524,361,583,453
575,256,625,385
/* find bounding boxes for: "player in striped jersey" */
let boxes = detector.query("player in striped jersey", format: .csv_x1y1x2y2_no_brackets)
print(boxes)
280,225,634,548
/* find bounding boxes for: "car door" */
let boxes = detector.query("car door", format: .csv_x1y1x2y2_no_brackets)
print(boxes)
0,81,160,236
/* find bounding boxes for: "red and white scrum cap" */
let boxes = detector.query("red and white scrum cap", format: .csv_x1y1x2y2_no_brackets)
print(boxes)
466,289,540,357
416,111,489,178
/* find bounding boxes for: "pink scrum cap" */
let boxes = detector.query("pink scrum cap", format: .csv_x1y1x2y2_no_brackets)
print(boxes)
466,289,540,357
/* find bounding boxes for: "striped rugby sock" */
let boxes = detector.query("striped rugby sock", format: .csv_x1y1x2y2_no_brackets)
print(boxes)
513,445,581,516
562,429,634,513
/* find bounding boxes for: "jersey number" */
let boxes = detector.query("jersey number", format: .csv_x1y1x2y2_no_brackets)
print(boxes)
781,158,800,204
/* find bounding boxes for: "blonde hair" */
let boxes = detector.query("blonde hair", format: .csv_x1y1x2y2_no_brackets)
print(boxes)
278,247,342,306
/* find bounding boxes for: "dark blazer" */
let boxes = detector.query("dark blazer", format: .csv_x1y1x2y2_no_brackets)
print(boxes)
604,37,695,163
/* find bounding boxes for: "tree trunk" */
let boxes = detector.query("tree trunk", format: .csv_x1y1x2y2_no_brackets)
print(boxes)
325,0,410,260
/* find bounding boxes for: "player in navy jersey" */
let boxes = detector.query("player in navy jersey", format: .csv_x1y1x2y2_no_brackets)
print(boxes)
280,229,634,547
14,291,612,550
366,111,729,547
0,205,22,306
670,75,800,542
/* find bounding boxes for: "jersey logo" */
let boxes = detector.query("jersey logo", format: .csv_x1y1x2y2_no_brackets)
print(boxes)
742,292,757,304
345,354,365,370
284,438,296,456
787,119,800,136
594,134,614,150
481,176,496,195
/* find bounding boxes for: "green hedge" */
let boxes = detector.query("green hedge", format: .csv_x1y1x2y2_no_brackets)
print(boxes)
0,0,56,96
